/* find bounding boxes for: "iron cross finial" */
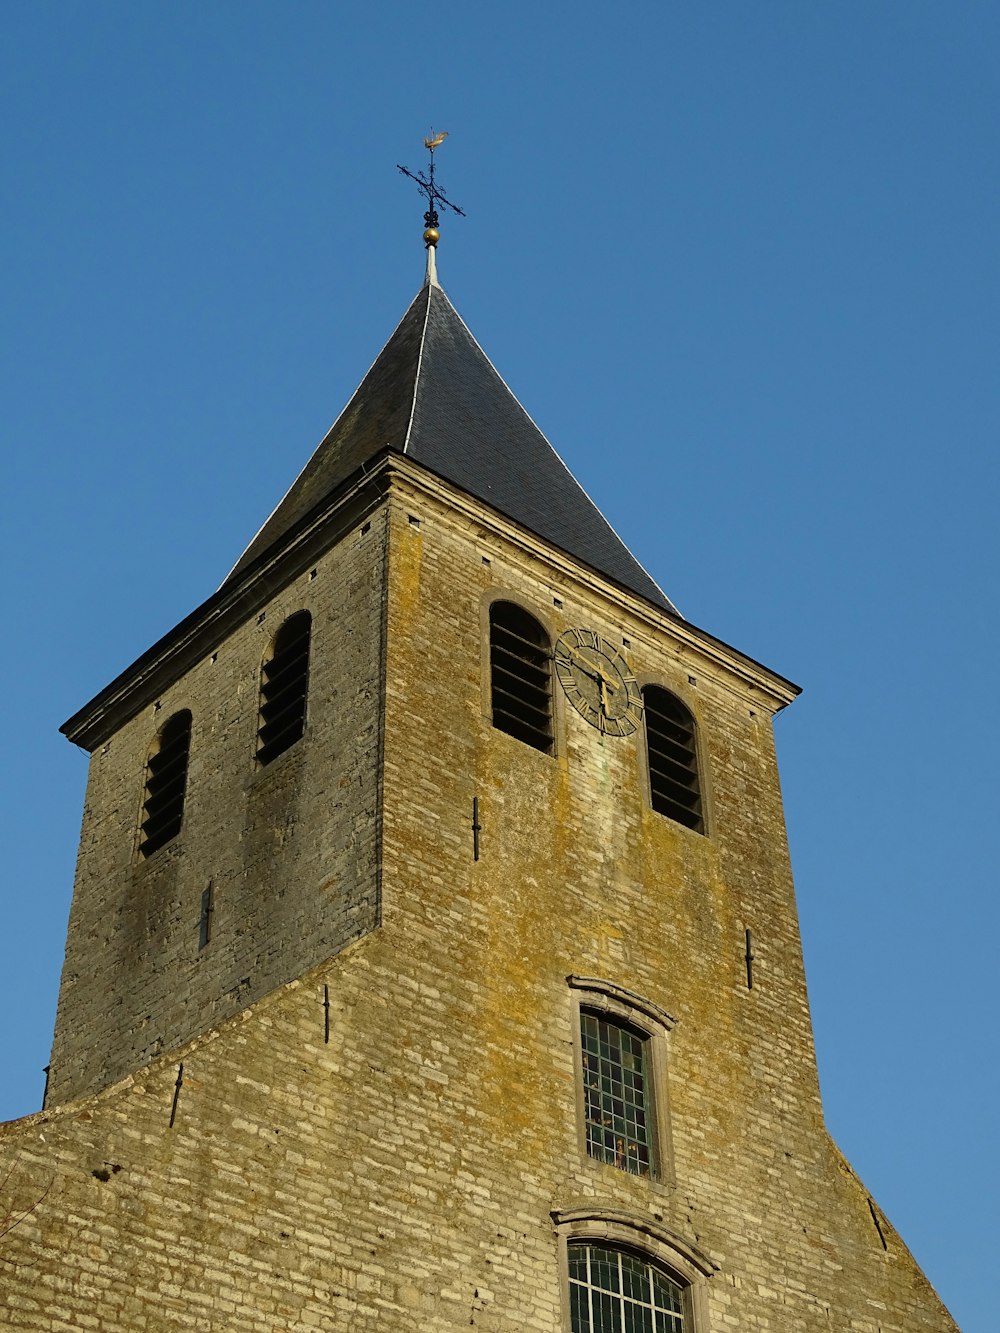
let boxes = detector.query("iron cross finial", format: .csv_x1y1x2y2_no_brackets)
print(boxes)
398,130,466,250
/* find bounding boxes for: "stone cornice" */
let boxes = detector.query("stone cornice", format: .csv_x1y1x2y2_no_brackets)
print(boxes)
62,449,799,751
60,455,396,751
389,455,801,712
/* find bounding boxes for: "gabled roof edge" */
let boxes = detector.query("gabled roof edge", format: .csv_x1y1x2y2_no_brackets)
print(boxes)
62,456,396,752
221,285,430,588
430,285,680,617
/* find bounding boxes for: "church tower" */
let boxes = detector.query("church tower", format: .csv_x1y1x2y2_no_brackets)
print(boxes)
1,202,958,1331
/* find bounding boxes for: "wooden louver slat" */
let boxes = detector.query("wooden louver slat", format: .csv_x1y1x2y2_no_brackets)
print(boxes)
643,686,703,833
490,601,552,754
257,611,312,766
138,710,192,858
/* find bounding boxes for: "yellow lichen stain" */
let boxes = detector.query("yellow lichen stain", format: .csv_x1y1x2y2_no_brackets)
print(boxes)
391,510,423,627
380,505,809,1199
452,738,575,1153
593,920,626,972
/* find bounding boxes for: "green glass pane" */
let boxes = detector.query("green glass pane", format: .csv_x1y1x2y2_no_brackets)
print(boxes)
620,1252,651,1304
593,1289,621,1333
651,1270,683,1313
570,1281,591,1333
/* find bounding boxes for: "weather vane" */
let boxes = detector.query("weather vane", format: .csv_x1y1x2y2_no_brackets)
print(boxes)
397,130,466,249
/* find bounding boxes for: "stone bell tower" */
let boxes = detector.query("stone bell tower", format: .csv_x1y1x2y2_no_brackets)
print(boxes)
0,189,959,1332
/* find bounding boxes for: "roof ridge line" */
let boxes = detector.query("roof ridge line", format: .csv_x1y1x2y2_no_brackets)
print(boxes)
401,283,434,455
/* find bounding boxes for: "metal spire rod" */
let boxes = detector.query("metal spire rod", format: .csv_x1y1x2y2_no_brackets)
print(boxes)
397,130,465,250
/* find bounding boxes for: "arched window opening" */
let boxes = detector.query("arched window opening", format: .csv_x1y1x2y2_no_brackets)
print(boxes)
580,1009,654,1177
139,709,192,858
258,611,312,766
568,1242,686,1333
489,601,552,753
642,686,703,833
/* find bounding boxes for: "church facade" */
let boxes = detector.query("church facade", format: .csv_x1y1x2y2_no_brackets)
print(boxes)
0,250,958,1330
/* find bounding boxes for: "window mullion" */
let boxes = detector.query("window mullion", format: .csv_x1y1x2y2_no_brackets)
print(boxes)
617,1250,626,1333
587,1245,595,1333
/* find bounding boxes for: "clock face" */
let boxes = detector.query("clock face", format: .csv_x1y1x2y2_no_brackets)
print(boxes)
554,628,643,736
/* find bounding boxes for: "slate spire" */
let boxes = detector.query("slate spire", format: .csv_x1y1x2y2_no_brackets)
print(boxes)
226,270,676,615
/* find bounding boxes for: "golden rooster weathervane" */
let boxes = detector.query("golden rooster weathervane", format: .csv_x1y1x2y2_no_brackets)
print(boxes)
398,130,465,249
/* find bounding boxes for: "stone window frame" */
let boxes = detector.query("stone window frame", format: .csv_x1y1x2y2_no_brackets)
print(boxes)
568,976,677,1186
636,678,711,838
552,1206,717,1332
480,591,560,757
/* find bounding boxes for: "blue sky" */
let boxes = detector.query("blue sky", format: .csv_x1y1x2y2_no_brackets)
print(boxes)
2,4,997,1328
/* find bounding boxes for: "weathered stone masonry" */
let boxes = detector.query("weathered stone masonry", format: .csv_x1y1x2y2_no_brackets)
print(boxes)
0,272,960,1331
47,506,388,1106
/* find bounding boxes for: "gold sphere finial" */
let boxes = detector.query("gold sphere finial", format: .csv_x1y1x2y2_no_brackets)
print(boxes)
423,226,440,248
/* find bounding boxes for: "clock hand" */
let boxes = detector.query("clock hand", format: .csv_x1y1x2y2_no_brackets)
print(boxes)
571,647,616,684
565,645,621,711
564,645,602,684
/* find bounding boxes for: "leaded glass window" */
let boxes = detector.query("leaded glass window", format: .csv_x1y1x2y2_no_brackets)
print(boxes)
580,1010,653,1176
568,1243,685,1333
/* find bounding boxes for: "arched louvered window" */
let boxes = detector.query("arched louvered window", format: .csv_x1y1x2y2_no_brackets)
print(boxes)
489,601,552,753
642,686,703,833
257,611,312,766
568,1242,687,1332
139,709,192,858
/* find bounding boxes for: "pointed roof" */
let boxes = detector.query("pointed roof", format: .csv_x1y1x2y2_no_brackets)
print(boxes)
226,277,676,613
